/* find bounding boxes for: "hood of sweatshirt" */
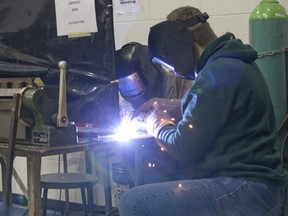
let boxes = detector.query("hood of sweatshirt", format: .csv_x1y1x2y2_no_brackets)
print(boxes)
197,32,258,73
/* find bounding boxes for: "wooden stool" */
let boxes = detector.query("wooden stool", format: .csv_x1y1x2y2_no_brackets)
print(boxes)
41,172,98,216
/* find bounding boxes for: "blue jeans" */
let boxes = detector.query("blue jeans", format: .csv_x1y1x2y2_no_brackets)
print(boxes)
119,176,285,216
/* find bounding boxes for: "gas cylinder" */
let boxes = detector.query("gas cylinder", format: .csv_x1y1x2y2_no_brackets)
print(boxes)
249,0,288,151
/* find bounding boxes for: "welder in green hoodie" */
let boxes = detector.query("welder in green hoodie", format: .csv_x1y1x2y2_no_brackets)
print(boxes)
119,6,288,216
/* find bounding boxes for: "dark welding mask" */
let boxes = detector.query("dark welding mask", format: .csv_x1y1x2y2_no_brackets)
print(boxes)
116,42,162,108
148,12,209,80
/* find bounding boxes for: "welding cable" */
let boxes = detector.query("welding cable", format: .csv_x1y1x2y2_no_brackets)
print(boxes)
0,61,48,77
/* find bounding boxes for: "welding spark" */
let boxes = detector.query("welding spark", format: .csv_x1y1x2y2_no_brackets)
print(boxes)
97,109,151,142
111,114,147,141
148,162,156,168
113,122,140,141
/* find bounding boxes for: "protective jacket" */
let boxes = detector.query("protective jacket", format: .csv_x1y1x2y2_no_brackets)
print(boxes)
157,32,288,185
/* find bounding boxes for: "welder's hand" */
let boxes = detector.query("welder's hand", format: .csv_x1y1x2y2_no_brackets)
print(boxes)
130,112,148,131
145,108,176,137
135,98,182,123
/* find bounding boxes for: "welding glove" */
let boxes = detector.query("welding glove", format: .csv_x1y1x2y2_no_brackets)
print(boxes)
132,97,181,136
145,108,176,137
130,112,148,131
135,97,182,123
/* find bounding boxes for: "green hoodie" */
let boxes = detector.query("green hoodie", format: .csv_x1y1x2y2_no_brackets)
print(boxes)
157,32,288,185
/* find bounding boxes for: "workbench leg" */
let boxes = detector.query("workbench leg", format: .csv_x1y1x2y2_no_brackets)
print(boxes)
27,155,41,216
85,150,92,174
102,154,112,215
134,140,144,186
0,156,5,196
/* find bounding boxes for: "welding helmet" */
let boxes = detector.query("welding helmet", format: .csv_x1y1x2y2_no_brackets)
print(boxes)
116,42,162,108
148,12,209,80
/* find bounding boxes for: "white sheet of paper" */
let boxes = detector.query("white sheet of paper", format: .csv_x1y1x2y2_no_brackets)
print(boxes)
114,0,141,14
55,0,98,36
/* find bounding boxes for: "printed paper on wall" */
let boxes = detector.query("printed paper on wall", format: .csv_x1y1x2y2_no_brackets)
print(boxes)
55,0,98,36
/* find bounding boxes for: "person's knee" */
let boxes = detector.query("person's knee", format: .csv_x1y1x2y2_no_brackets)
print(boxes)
119,187,137,213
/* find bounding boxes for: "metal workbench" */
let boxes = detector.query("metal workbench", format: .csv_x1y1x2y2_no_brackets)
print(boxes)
0,134,153,216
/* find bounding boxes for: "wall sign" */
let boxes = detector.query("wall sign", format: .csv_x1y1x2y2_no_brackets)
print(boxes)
55,0,98,37
114,0,141,14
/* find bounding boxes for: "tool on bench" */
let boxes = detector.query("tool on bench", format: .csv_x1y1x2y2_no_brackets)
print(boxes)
0,61,77,146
